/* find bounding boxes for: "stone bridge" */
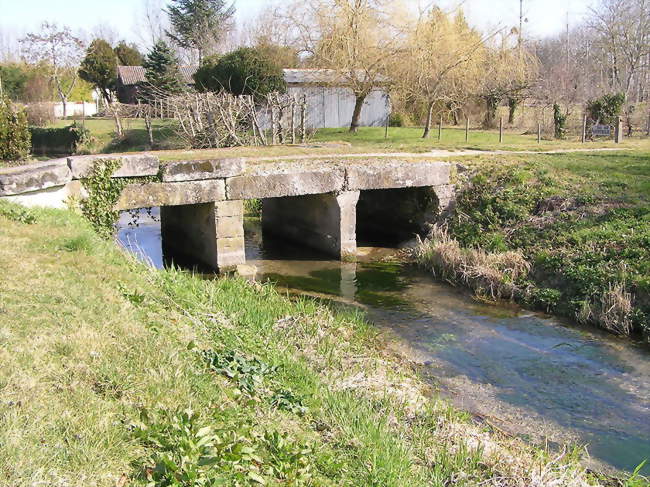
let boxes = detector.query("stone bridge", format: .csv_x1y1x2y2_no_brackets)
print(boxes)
1,153,454,271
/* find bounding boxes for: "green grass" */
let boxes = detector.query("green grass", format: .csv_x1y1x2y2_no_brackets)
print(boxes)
314,126,650,152
417,150,650,340
0,201,613,486
40,119,650,161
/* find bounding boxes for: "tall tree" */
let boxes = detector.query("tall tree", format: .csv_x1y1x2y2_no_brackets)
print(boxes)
79,39,118,103
302,0,403,132
114,42,143,66
20,22,85,118
399,9,486,138
166,0,235,62
142,40,185,98
477,35,537,127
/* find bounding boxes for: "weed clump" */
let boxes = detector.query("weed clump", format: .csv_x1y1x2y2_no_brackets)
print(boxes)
413,225,530,301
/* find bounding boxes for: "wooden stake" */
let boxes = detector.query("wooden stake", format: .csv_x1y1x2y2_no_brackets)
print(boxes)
581,114,587,143
537,122,541,143
300,95,307,143
438,115,442,141
465,117,469,142
384,112,389,139
290,99,296,145
615,116,623,143
499,117,503,143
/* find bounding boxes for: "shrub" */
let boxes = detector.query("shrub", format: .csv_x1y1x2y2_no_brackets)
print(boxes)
389,111,412,127
0,96,31,162
29,122,92,156
586,92,625,126
24,102,56,127
194,47,286,100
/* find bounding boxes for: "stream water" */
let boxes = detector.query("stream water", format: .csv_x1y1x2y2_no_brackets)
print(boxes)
118,209,650,475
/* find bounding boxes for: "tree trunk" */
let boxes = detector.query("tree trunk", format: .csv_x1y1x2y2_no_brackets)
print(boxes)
507,97,519,124
349,94,366,133
483,96,499,128
422,101,434,138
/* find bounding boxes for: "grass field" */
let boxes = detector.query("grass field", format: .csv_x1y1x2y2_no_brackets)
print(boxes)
46,118,650,159
1,202,633,486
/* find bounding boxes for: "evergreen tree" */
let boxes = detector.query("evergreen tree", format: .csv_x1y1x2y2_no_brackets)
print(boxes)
194,47,286,100
166,0,235,62
79,39,118,103
114,42,143,66
142,41,184,98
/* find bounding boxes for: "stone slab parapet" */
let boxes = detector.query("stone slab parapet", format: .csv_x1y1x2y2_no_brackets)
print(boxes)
227,167,345,200
68,154,160,179
345,160,451,191
0,159,72,196
161,158,245,182
115,180,226,211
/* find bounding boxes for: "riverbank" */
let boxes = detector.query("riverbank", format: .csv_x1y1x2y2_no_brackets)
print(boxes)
1,201,632,486
414,150,650,343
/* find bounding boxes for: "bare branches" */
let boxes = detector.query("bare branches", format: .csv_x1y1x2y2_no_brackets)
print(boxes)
19,22,85,118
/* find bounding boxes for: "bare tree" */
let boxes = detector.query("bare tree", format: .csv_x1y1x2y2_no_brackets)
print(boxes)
20,22,85,118
588,0,650,99
398,8,488,138
281,0,404,132
477,34,537,127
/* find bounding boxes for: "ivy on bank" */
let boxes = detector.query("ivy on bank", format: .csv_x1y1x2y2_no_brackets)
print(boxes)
80,159,159,239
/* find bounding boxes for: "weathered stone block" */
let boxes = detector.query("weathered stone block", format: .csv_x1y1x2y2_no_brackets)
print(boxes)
227,169,344,200
216,215,244,238
345,161,451,191
68,154,159,179
161,158,245,182
216,237,246,269
115,179,225,210
214,200,243,218
0,159,72,196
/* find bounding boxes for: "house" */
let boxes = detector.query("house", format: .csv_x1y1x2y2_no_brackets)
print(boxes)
115,66,390,128
115,65,198,103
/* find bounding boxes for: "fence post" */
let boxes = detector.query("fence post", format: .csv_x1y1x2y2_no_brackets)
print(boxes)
271,105,278,145
646,112,650,136
300,94,307,143
499,117,503,143
290,99,296,145
615,116,623,143
465,117,469,142
537,122,541,144
581,114,587,143
438,115,442,141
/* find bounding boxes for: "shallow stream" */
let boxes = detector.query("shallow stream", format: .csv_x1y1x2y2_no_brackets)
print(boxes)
118,209,650,475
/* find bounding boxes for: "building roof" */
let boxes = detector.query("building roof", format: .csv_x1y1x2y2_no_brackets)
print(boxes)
117,65,198,86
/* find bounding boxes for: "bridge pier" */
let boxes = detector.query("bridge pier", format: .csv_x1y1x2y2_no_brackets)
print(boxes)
161,200,245,271
262,191,360,259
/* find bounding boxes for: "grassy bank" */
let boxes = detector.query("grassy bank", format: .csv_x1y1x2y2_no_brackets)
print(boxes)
39,119,650,158
414,150,650,342
0,201,628,486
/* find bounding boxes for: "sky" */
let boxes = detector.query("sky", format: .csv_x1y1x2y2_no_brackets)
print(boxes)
0,0,594,52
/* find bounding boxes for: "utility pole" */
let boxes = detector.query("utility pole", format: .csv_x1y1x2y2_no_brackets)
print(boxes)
519,0,524,48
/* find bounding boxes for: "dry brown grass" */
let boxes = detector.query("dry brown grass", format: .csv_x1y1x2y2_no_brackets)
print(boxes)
577,282,635,336
413,225,530,300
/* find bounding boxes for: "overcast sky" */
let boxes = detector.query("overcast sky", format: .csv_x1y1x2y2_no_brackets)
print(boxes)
0,0,594,50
